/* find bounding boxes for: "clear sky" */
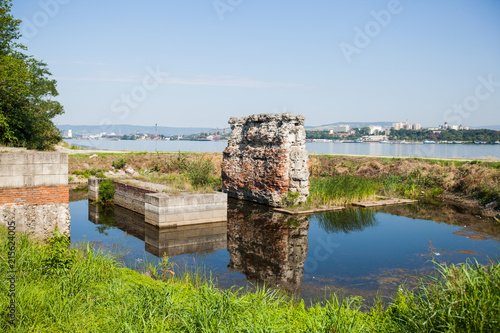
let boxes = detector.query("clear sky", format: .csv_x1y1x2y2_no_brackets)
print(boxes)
11,0,500,128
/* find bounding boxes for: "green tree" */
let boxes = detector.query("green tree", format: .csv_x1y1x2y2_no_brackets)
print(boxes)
0,0,63,150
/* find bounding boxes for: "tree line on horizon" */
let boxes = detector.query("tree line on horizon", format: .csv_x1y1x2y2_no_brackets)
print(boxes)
0,0,63,150
306,128,500,142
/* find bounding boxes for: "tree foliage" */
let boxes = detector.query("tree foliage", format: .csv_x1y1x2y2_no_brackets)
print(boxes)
389,129,500,143
0,0,63,150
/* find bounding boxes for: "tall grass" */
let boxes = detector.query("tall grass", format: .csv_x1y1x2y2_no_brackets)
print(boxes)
309,175,380,206
1,227,499,332
386,260,500,332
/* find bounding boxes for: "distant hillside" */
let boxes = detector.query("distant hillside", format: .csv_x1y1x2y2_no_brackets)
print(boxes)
306,122,393,131
57,125,220,136
473,125,500,131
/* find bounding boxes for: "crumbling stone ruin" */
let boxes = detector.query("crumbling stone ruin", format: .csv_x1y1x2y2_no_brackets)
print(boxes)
222,113,309,207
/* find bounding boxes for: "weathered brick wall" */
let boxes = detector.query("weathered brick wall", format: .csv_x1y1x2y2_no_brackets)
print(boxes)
113,181,157,215
0,152,70,238
0,186,69,206
114,181,156,200
222,113,309,207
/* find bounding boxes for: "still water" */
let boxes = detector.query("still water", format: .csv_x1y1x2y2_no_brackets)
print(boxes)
65,139,500,160
70,198,500,303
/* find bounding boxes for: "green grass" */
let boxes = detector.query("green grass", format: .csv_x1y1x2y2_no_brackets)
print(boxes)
1,227,499,332
309,175,380,206
72,168,107,178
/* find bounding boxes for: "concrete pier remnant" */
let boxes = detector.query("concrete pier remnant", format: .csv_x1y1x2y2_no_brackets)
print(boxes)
0,152,70,238
89,179,228,228
222,113,309,207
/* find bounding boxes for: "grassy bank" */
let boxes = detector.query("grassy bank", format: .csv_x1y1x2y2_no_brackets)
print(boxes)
309,155,500,209
2,227,499,332
69,152,222,194
67,152,500,210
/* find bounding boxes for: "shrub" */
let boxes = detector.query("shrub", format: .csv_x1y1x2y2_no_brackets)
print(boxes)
282,191,301,207
72,168,106,178
112,158,127,169
42,229,76,274
186,156,218,188
98,179,115,203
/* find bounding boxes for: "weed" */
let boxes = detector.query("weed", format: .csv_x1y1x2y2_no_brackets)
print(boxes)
112,158,127,169
98,179,115,203
42,229,76,274
282,191,301,207
309,175,379,206
72,168,106,178
186,155,220,189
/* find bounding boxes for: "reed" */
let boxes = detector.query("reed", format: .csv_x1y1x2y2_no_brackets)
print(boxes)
309,175,380,206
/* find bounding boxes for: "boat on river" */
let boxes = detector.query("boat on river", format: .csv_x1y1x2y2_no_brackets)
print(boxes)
423,141,436,144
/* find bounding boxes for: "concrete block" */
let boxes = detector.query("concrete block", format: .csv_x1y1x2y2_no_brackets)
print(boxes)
183,211,203,222
42,163,66,176
23,175,34,187
59,153,68,165
33,152,62,164
0,153,28,166
88,178,105,188
0,176,25,188
33,174,64,187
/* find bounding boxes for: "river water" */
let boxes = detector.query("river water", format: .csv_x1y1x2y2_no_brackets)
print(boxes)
65,139,500,160
70,197,500,304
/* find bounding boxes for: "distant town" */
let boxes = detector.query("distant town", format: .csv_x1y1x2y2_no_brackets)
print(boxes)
307,121,499,144
62,121,500,145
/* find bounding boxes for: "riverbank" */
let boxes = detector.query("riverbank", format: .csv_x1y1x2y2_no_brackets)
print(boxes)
67,151,500,216
2,226,499,332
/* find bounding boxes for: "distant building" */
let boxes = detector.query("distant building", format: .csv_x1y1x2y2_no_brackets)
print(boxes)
393,122,421,130
369,126,383,135
392,122,406,130
67,130,72,138
329,125,350,134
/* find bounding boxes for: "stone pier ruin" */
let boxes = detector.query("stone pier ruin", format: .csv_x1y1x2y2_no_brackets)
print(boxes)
222,113,309,207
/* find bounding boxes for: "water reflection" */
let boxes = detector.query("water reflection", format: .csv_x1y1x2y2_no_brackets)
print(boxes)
88,202,227,257
227,199,309,291
315,209,377,234
80,195,500,303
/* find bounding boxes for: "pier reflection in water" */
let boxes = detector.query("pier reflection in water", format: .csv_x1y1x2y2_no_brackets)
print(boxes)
88,203,227,257
227,199,309,292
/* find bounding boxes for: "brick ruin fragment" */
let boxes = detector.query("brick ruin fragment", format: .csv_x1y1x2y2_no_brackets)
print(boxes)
222,113,309,207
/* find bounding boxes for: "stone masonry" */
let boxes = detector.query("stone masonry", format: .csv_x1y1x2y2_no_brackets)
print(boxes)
0,152,70,238
222,113,309,207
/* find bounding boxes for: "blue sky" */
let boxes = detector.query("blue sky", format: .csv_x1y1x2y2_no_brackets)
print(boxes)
12,0,500,128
